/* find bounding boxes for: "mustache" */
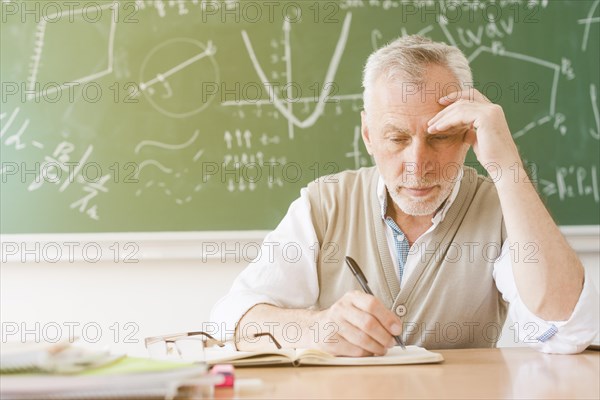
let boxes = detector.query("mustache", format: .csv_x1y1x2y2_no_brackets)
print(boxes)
395,178,439,189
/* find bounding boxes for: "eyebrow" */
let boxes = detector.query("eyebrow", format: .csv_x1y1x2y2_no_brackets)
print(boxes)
381,124,411,135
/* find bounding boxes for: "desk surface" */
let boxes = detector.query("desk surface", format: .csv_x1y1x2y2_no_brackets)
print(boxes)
227,347,599,399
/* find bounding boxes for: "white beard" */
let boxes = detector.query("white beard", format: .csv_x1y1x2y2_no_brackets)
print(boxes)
388,178,455,217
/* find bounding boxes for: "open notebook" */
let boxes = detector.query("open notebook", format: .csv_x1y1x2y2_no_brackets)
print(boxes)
204,345,443,367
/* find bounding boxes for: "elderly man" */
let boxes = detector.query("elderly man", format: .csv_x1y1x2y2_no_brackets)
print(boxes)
211,35,598,356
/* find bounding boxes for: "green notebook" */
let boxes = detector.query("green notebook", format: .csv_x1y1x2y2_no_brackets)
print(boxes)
1,355,217,399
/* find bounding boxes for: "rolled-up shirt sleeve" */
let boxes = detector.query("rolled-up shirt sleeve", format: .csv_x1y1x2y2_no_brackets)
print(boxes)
493,240,600,354
210,188,319,340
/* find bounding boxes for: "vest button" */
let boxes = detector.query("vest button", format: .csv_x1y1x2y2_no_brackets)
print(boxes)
395,304,407,317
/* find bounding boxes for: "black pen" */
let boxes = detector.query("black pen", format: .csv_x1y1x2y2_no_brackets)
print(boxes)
345,256,406,350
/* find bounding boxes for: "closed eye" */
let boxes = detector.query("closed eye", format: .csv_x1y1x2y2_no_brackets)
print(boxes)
390,137,410,144
430,135,449,140
428,129,466,144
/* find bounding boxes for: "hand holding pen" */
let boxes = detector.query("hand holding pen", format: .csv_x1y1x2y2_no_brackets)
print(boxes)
345,256,406,350
311,256,405,357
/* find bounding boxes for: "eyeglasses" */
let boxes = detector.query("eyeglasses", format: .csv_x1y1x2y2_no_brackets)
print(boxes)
144,331,282,361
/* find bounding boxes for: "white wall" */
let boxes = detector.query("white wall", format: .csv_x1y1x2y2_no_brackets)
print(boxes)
0,258,245,356
1,228,598,356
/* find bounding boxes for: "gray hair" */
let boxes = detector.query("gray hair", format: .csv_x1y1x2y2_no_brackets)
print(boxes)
362,35,472,112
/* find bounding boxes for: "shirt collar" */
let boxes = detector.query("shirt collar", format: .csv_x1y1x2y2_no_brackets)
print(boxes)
377,167,464,226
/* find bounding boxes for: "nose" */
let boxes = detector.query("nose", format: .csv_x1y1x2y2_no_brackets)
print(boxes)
404,137,434,178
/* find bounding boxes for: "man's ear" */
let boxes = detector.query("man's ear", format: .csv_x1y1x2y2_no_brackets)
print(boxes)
361,111,373,155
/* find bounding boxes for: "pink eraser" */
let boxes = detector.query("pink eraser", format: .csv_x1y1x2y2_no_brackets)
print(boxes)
210,364,235,388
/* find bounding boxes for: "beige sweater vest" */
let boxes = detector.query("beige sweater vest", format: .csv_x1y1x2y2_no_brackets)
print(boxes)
306,166,508,349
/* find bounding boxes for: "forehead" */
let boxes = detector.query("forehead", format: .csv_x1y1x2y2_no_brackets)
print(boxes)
370,65,461,120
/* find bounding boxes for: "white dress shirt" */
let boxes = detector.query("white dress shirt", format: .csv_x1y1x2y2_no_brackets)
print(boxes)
211,174,599,354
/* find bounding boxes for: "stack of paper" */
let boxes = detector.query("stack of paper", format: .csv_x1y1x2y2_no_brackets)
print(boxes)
0,342,220,400
1,341,120,374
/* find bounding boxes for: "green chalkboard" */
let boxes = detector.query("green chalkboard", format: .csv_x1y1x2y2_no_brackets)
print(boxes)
1,0,598,233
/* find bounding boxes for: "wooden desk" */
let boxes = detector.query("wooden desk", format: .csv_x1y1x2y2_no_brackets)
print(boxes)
226,348,599,399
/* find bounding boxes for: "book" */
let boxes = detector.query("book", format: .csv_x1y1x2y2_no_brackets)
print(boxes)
1,341,122,374
203,345,443,367
1,345,218,400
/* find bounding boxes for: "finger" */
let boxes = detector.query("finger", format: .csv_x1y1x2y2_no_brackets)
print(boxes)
350,292,402,336
427,102,457,128
428,98,473,128
437,88,487,106
437,90,466,106
326,293,393,355
325,334,374,357
343,304,396,349
428,106,475,133
337,319,388,356
465,128,477,146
